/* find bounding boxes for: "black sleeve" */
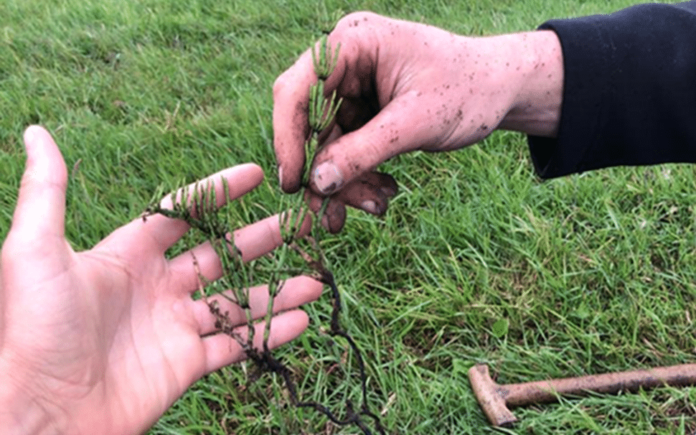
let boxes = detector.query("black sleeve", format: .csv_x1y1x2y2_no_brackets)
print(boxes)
528,1,696,179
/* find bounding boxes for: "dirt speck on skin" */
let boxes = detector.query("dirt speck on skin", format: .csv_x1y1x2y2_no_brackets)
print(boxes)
295,100,308,118
293,100,309,144
480,124,488,131
387,129,400,144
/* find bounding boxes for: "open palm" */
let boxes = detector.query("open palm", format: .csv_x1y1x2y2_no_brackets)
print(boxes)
0,126,321,434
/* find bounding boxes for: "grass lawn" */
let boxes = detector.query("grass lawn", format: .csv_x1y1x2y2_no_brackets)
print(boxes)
1,0,695,433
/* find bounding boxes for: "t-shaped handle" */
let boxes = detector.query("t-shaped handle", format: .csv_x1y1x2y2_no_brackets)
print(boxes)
468,364,518,427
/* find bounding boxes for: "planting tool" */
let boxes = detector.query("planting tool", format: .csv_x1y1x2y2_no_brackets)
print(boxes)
468,362,696,427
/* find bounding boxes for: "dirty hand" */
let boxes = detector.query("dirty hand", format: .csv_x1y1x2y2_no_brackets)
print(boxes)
274,12,563,232
0,126,321,434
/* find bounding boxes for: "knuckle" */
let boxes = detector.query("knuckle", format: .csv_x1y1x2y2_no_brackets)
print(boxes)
334,11,377,33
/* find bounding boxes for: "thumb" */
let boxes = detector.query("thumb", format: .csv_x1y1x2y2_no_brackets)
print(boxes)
309,92,434,195
10,126,68,239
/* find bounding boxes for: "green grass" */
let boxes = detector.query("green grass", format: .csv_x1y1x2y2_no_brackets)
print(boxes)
1,0,695,433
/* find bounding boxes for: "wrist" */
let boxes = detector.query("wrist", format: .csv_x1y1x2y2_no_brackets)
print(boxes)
498,30,564,137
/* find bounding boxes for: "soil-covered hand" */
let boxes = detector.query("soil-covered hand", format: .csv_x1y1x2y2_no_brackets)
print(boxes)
274,12,563,232
0,126,321,434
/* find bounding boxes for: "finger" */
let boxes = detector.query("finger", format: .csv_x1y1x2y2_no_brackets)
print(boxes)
309,92,432,196
10,126,68,239
169,212,312,293
306,192,346,234
304,172,397,232
335,171,398,216
273,27,361,194
193,276,323,335
203,310,309,373
134,164,264,254
273,47,316,194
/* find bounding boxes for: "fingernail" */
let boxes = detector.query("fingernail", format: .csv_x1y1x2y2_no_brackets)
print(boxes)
313,162,343,194
277,165,284,186
361,200,378,215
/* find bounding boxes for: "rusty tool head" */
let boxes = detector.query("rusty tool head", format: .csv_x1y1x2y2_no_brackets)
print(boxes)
468,364,517,427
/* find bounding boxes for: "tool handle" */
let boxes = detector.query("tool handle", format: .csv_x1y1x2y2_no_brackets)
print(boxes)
503,363,696,407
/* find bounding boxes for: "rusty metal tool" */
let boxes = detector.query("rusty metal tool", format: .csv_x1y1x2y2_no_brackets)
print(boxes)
468,363,696,427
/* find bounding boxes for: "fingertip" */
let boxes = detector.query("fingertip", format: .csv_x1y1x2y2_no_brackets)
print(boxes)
279,164,302,194
23,125,45,147
22,125,67,180
266,310,310,352
293,275,325,300
231,163,264,190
